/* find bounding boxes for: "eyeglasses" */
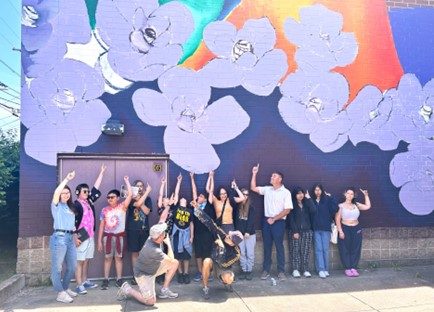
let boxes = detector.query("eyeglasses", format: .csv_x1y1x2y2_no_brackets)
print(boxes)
107,195,117,199
82,189,89,194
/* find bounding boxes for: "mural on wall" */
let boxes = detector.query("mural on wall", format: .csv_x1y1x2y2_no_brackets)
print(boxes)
21,0,434,226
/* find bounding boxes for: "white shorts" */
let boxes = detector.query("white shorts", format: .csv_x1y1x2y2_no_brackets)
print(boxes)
135,259,173,301
76,237,95,261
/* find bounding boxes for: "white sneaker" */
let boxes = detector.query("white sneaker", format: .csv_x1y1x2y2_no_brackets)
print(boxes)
117,282,131,301
319,271,326,279
292,270,301,278
303,271,311,278
65,289,78,297
158,287,179,299
324,271,330,277
56,291,73,303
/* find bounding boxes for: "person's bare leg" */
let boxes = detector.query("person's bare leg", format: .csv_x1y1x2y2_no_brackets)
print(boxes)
82,259,89,282
114,256,123,280
124,287,156,306
75,261,84,285
163,259,179,289
104,257,112,278
183,260,189,274
202,258,213,288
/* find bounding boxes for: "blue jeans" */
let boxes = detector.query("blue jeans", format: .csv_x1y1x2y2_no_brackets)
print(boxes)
314,231,331,272
50,233,77,292
262,218,285,273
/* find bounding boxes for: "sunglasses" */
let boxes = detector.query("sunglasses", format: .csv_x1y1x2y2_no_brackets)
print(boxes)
107,195,117,199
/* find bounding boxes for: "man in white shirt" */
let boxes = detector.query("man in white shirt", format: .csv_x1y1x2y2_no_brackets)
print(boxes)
250,164,293,281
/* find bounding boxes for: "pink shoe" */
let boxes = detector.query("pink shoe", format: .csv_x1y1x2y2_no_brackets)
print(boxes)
344,269,353,277
351,269,359,277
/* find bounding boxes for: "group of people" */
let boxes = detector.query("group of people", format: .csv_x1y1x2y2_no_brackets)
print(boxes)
49,163,371,305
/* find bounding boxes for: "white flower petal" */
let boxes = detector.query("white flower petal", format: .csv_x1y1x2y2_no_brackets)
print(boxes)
132,89,172,126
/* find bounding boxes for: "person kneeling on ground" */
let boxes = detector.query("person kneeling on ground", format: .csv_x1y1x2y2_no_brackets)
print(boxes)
191,200,243,300
117,222,179,306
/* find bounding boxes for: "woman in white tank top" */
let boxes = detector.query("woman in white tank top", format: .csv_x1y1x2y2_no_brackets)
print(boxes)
335,188,371,277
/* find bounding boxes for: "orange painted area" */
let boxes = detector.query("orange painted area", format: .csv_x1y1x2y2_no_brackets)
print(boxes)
183,0,403,103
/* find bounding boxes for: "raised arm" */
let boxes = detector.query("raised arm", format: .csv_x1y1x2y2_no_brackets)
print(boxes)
158,177,166,208
93,164,107,190
357,189,371,210
207,171,215,204
232,179,246,203
173,173,182,205
134,183,152,215
121,176,132,210
250,164,260,194
52,171,75,205
190,172,198,201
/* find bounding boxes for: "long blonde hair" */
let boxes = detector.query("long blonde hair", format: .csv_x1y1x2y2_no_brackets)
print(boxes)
238,188,251,219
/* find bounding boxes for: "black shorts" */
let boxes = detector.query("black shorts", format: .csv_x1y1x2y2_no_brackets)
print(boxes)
126,229,149,252
194,231,213,259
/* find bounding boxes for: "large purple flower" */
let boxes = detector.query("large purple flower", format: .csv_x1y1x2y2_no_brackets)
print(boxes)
284,4,358,72
201,17,288,96
347,85,401,151
22,60,110,166
278,71,351,152
383,74,434,144
24,0,92,78
132,67,250,173
389,141,434,215
95,0,194,82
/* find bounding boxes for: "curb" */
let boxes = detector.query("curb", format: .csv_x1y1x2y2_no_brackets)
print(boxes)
0,274,25,306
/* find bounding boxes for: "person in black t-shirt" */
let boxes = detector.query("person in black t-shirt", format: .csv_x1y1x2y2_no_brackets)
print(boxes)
126,180,152,284
190,172,216,283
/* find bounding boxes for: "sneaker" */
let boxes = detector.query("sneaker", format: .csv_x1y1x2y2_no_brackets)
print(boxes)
193,272,202,282
344,269,354,277
224,284,234,292
56,291,73,303
65,289,78,297
292,270,301,278
115,278,123,288
351,268,359,277
76,285,87,295
238,271,246,280
158,287,179,299
303,271,311,278
319,271,326,279
184,273,191,284
117,281,131,301
324,271,330,277
208,274,214,282
202,286,210,300
177,273,184,284
277,272,286,281
101,279,109,290
260,271,270,280
245,271,253,281
83,280,98,289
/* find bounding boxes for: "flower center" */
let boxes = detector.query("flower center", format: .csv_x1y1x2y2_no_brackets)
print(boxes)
143,27,157,45
232,40,254,61
52,89,76,114
319,32,330,42
22,5,38,27
130,27,157,53
177,107,197,133
369,109,379,121
419,105,432,124
308,97,323,111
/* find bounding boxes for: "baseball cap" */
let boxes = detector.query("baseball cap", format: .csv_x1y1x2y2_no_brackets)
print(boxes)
150,222,168,239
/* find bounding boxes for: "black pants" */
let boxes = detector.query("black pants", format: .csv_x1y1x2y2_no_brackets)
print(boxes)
338,224,362,269
290,230,313,272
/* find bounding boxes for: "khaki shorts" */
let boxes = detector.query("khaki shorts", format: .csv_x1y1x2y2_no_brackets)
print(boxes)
102,235,124,258
135,259,173,301
76,237,95,261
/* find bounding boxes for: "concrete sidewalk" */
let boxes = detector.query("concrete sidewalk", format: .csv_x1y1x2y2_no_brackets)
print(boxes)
1,265,433,312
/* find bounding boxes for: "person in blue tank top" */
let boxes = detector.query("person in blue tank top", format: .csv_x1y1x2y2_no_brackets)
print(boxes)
50,170,78,303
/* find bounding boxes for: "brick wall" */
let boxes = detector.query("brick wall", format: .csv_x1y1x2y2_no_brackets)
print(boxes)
387,0,434,8
17,226,434,285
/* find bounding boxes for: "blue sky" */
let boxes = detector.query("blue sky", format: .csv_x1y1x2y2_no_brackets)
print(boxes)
0,0,20,134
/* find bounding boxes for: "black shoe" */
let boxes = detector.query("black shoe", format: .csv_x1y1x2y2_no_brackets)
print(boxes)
115,278,123,288
184,273,191,284
131,278,137,285
238,271,246,280
101,279,109,290
177,273,184,284
245,271,253,280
